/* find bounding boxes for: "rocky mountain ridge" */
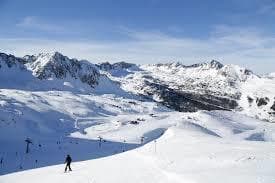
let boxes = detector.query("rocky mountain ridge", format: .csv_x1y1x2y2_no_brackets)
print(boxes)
1,52,100,88
97,60,274,122
0,51,274,122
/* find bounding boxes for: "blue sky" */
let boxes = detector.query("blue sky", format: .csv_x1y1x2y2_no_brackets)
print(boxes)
0,0,275,73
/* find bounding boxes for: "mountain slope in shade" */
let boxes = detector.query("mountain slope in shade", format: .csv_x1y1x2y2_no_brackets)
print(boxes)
0,53,34,88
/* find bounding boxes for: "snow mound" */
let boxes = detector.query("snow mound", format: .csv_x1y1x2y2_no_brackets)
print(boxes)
1,111,275,183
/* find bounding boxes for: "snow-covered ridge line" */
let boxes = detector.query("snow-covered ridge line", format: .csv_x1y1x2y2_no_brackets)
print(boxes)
96,58,274,122
147,60,224,69
0,51,104,90
145,60,253,75
0,52,27,68
1,51,275,122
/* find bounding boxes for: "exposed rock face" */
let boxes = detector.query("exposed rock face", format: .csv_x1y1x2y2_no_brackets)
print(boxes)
247,96,254,104
25,52,100,87
78,60,100,87
96,62,113,70
256,97,270,107
0,53,26,69
97,61,137,70
142,80,238,112
271,101,275,111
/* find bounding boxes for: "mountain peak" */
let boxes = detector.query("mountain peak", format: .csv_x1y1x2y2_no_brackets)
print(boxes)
22,51,100,87
33,51,67,62
97,61,138,71
150,60,224,70
209,60,223,69
35,51,63,57
187,60,224,69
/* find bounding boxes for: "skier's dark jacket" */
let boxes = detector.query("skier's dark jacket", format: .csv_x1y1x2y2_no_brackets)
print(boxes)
65,155,72,164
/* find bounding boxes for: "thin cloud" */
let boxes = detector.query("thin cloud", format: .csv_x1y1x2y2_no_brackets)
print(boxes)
1,26,275,74
16,16,65,32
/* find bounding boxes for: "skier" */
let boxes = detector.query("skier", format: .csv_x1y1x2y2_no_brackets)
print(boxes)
140,136,144,144
64,154,72,172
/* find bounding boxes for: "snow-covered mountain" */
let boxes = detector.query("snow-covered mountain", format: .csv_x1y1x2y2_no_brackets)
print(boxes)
0,51,275,182
98,60,275,122
0,53,32,88
1,52,108,92
24,52,99,86
1,51,274,122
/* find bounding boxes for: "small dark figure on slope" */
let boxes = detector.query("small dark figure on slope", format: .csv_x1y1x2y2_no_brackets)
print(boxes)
64,154,72,172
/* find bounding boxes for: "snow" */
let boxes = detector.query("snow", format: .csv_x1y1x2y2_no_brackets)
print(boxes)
1,75,275,182
1,52,275,182
239,75,275,121
267,72,275,79
0,77,171,175
1,111,275,183
100,61,275,122
102,60,245,98
138,62,251,97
